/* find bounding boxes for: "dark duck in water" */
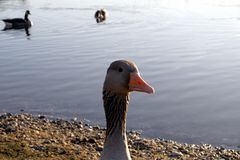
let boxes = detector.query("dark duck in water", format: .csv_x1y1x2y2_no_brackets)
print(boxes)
2,10,32,30
100,60,154,160
95,9,108,23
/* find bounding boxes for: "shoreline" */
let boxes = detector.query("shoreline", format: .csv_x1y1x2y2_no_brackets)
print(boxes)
0,112,239,160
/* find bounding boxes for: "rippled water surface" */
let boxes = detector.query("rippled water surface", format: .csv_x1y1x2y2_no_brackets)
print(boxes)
1,0,240,148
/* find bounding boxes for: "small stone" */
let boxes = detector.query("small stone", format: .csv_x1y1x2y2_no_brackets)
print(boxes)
71,137,88,144
42,139,51,144
20,114,25,119
75,149,81,154
93,126,100,130
88,138,96,144
5,126,16,133
179,148,189,154
72,117,77,121
57,148,66,154
172,145,178,150
169,150,183,158
133,141,151,150
51,139,57,143
0,113,12,119
30,145,48,151
71,137,81,144
96,146,103,152
38,115,45,119
69,133,75,137
81,138,88,143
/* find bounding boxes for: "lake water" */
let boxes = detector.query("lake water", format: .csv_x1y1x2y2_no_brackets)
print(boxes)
1,0,240,148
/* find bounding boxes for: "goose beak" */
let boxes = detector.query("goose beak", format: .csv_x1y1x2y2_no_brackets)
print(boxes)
129,72,155,94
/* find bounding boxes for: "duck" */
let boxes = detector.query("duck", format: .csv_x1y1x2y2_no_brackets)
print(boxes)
2,10,32,30
95,9,108,23
101,60,154,160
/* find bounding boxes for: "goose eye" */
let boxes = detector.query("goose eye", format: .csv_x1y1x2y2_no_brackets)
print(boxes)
118,68,123,72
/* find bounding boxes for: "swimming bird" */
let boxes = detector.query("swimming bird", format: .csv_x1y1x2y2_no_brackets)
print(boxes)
101,60,154,160
2,10,32,30
95,9,108,23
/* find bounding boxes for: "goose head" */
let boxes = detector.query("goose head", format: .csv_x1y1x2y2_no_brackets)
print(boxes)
103,60,154,95
25,10,31,16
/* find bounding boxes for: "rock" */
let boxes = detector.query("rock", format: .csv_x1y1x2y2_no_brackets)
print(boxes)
96,146,103,152
57,148,66,154
20,114,26,119
42,139,51,144
71,137,81,144
133,141,151,150
93,126,100,130
0,113,12,119
30,145,48,151
5,126,16,133
71,137,89,144
179,148,189,154
85,123,93,130
38,115,45,119
88,138,96,144
71,117,77,121
81,138,88,143
75,149,81,154
169,150,183,158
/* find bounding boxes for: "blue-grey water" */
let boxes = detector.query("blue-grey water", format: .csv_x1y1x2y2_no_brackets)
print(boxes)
0,0,240,148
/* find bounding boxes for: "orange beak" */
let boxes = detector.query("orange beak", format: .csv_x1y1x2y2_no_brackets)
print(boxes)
128,72,155,94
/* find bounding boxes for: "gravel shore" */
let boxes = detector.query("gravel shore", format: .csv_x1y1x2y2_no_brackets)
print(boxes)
0,113,239,160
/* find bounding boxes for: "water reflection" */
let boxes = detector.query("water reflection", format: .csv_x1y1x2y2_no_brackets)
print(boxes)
2,27,31,36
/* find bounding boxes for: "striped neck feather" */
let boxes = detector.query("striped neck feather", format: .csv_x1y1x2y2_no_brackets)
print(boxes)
103,90,129,138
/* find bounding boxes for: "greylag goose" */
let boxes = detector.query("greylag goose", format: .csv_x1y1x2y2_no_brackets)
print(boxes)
2,10,32,30
95,9,108,23
101,60,154,160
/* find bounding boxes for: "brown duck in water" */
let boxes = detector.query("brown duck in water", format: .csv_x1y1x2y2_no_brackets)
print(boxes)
101,60,154,160
95,9,108,23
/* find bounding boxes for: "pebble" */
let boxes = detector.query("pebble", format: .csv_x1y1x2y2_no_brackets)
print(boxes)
57,148,66,154
38,115,45,119
169,150,183,158
133,141,151,150
71,117,77,121
42,139,51,144
0,113,12,119
96,146,103,152
88,138,96,144
30,145,48,151
0,112,239,160
179,147,189,154
75,149,81,154
5,126,16,133
71,137,89,144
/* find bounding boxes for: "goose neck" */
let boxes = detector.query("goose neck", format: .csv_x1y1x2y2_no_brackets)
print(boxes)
103,90,129,137
101,90,131,160
24,14,29,21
